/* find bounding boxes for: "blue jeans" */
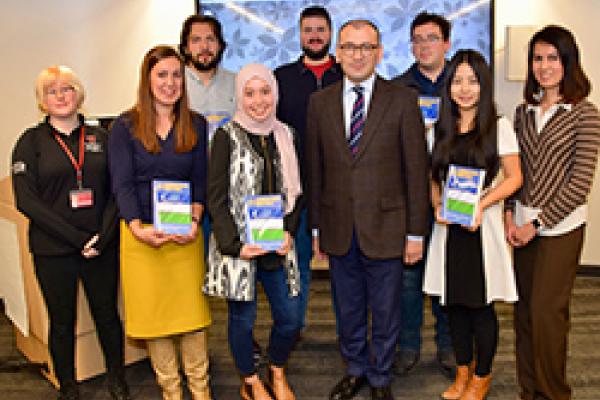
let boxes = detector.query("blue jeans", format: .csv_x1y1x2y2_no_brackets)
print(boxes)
400,259,452,352
295,208,312,329
227,265,302,376
201,214,211,258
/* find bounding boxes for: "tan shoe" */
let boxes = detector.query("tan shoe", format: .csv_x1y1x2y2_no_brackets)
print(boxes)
180,330,211,400
460,373,491,400
267,365,296,400
441,365,471,399
146,337,183,400
240,376,273,400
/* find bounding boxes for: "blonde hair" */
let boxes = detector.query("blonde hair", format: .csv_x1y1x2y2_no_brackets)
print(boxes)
35,65,85,113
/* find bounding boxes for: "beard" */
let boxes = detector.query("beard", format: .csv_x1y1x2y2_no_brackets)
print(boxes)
189,49,224,72
302,40,331,61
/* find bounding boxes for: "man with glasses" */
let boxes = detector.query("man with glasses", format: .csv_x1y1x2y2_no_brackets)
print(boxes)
274,6,343,335
392,11,455,378
306,19,429,400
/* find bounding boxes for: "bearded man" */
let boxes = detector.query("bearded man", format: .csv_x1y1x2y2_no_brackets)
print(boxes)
274,6,343,333
179,14,236,141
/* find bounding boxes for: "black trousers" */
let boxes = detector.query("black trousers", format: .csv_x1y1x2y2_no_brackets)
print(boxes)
34,245,124,385
446,304,498,376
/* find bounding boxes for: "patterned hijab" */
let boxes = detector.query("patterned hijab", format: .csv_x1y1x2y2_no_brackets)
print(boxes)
233,63,301,213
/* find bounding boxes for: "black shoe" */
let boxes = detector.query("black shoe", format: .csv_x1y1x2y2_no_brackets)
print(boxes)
57,381,79,400
371,385,394,400
107,369,131,400
436,349,456,379
392,350,419,376
329,375,367,400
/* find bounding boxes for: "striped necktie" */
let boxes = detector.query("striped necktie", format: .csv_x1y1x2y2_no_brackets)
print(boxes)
349,86,365,156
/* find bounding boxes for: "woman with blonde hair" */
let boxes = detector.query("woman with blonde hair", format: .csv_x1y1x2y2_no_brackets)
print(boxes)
108,45,211,400
11,65,129,400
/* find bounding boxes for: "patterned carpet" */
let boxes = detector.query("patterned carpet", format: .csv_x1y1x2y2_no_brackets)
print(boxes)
1,275,599,399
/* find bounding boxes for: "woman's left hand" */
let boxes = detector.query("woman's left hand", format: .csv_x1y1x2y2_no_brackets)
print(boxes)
82,247,100,258
276,232,292,256
81,234,100,258
462,206,482,232
513,222,537,247
170,219,199,245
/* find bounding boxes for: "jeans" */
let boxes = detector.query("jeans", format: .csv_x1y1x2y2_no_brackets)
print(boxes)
227,265,302,376
201,214,211,259
399,230,452,353
295,208,313,329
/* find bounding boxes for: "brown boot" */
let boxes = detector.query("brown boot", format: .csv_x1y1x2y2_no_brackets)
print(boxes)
240,375,273,400
441,365,471,400
460,374,491,400
146,337,183,400
267,365,295,400
180,330,211,400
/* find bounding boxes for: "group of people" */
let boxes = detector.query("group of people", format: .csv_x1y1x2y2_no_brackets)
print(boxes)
10,6,600,400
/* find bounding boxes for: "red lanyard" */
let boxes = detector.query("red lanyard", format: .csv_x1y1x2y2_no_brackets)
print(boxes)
53,126,85,189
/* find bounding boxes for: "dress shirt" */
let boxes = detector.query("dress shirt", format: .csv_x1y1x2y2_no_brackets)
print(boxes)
342,74,375,138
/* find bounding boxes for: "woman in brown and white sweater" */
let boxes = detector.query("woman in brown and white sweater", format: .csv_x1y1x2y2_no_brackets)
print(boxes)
504,25,600,400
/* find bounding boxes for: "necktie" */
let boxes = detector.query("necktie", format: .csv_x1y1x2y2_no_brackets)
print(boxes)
349,86,365,156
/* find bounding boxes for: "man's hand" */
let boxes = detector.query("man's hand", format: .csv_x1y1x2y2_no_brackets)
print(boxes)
404,239,423,265
312,237,328,261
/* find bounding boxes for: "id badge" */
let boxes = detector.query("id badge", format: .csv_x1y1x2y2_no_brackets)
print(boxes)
70,188,94,209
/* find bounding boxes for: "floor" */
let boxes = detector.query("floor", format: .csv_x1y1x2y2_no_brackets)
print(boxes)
1,276,600,399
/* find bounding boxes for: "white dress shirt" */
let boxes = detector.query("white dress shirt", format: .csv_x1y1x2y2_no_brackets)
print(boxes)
342,74,376,138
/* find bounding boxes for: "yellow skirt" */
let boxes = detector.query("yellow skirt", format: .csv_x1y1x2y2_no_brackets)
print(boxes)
120,221,211,338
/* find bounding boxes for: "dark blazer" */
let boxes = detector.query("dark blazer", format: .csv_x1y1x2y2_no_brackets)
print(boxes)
306,77,429,259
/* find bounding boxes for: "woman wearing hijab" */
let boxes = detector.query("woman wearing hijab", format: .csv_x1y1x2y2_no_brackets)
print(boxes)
205,64,303,400
108,46,211,400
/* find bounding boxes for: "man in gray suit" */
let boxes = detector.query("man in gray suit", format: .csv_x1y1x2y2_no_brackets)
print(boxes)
306,20,429,400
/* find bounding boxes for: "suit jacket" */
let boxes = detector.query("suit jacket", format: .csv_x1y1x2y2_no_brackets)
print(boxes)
306,76,429,259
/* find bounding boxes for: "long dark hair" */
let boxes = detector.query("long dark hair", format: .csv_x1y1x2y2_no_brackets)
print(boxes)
130,45,196,154
524,25,590,105
431,49,498,188
179,14,227,66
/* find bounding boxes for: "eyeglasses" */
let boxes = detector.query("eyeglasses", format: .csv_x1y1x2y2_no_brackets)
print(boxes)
411,34,442,45
46,86,75,97
338,42,379,56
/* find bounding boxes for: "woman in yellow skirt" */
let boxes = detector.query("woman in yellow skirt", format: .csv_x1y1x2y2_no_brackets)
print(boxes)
108,45,211,400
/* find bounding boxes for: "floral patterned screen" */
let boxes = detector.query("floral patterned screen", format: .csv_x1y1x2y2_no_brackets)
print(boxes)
197,0,493,78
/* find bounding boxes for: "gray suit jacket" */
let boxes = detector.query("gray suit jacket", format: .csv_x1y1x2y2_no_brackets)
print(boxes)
306,76,430,259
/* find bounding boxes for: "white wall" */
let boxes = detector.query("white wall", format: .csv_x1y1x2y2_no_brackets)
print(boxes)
2,0,600,263
494,0,600,264
0,0,194,176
